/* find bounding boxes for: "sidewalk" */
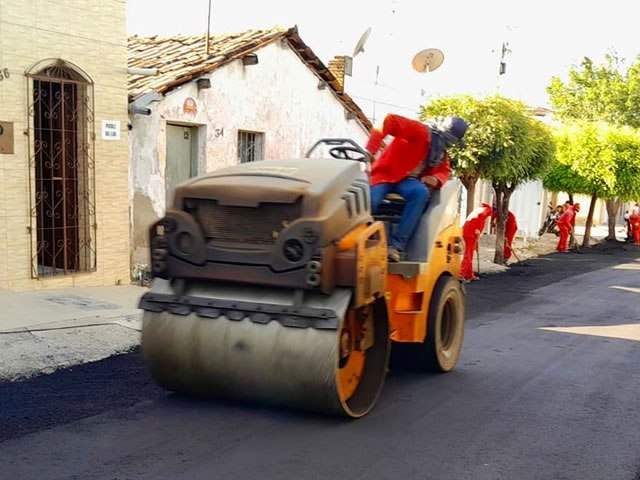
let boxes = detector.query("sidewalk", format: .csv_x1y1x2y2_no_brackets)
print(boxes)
0,285,146,381
0,225,629,381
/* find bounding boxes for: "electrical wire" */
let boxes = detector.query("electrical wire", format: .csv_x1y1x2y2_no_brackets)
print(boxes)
350,95,421,113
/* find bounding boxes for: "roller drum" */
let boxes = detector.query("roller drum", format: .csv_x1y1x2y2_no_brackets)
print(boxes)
141,286,390,418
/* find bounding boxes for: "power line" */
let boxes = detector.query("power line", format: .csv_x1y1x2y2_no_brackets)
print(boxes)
348,77,409,92
350,95,421,113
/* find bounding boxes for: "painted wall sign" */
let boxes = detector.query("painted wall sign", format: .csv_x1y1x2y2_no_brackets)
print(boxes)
101,120,121,140
183,97,197,115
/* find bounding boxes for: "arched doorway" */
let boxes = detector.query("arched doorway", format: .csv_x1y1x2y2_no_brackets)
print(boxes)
26,59,96,277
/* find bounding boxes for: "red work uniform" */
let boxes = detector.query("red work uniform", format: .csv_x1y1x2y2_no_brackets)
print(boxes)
366,114,451,188
503,211,518,260
492,210,518,260
630,212,640,245
556,207,576,252
461,203,492,280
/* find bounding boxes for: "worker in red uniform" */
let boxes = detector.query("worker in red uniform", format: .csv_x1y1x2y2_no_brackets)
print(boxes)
492,209,519,261
630,204,640,245
556,203,580,252
461,203,493,281
367,113,469,262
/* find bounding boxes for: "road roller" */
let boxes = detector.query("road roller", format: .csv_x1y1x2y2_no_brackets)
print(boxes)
138,138,466,418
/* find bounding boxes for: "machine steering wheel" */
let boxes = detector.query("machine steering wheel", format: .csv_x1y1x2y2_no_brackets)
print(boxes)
329,146,368,161
306,138,371,163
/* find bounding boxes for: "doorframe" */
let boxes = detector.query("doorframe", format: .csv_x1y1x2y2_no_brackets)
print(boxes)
165,122,204,176
164,121,206,208
25,58,97,279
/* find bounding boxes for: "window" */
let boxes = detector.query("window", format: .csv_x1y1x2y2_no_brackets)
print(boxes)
238,131,264,163
26,59,96,277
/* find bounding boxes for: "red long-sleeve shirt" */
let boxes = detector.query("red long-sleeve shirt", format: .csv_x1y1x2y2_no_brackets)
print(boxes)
366,114,451,187
557,208,576,230
492,211,518,238
463,204,493,237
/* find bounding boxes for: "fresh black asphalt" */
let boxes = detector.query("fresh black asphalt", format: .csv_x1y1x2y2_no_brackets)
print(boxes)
1,241,639,480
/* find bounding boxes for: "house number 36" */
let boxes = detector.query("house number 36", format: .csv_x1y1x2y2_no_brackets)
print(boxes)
0,68,10,81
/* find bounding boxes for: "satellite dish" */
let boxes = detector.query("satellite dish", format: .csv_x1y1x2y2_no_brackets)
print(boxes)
411,48,444,73
353,27,372,57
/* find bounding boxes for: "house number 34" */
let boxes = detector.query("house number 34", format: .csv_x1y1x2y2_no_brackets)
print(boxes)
0,68,10,81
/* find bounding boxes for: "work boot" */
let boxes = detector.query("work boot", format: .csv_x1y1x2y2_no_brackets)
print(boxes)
387,246,403,262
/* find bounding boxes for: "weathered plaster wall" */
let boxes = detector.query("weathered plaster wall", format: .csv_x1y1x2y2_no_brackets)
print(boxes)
129,41,369,269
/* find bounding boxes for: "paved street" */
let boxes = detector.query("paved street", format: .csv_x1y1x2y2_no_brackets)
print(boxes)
1,246,639,480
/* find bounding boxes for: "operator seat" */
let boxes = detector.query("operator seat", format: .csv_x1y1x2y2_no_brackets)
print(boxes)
371,180,461,266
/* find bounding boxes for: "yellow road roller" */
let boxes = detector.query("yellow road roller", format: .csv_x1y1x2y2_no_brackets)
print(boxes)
139,139,465,418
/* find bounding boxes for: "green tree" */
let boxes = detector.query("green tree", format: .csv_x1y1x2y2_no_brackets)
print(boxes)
544,121,640,246
547,54,627,125
423,96,555,264
624,59,640,128
547,53,640,239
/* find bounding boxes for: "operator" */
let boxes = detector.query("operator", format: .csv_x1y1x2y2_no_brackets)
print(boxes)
556,203,580,252
366,113,469,262
461,203,493,282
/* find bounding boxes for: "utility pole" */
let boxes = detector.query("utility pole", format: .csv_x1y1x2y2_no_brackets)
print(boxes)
496,25,515,94
496,41,511,94
372,65,380,125
205,0,212,56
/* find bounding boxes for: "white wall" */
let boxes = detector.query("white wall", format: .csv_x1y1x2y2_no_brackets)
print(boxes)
129,40,370,268
508,180,548,238
465,179,548,239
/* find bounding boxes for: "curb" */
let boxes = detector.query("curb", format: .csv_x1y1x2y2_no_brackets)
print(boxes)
0,312,143,382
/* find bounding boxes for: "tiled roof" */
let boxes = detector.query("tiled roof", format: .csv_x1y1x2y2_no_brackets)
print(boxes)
128,26,372,131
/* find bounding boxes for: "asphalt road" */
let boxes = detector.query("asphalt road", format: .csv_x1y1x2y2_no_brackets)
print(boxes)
2,244,639,480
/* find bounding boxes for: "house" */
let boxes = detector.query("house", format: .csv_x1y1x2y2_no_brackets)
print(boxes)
127,26,372,275
0,0,129,291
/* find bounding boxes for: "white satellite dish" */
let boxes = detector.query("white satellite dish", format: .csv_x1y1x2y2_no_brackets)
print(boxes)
411,48,444,73
353,27,372,57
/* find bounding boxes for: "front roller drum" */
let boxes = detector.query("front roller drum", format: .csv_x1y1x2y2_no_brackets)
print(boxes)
142,300,390,418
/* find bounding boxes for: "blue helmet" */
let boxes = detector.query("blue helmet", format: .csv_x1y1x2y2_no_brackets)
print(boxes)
438,115,469,147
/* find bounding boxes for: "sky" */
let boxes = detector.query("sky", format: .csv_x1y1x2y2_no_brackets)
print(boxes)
127,0,639,123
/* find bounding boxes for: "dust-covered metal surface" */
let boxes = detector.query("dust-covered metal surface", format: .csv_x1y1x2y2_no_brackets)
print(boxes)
141,279,350,413
142,311,344,414
139,279,392,417
139,279,352,329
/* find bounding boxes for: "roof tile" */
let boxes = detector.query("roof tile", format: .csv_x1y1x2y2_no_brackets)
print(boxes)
128,26,372,131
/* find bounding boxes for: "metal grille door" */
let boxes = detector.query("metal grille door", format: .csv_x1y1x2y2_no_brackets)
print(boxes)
27,60,96,277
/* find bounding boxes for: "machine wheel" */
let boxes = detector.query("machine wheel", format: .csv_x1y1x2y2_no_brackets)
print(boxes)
424,276,465,372
391,276,465,372
141,298,390,418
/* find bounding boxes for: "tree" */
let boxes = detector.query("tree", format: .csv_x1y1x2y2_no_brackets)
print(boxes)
547,54,628,125
423,96,555,264
624,59,640,128
547,53,640,239
481,100,555,263
544,121,640,246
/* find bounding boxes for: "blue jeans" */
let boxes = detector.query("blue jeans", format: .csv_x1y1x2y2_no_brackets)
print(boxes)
371,178,430,251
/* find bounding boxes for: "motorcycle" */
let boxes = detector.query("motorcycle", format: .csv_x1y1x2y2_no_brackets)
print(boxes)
538,204,560,236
